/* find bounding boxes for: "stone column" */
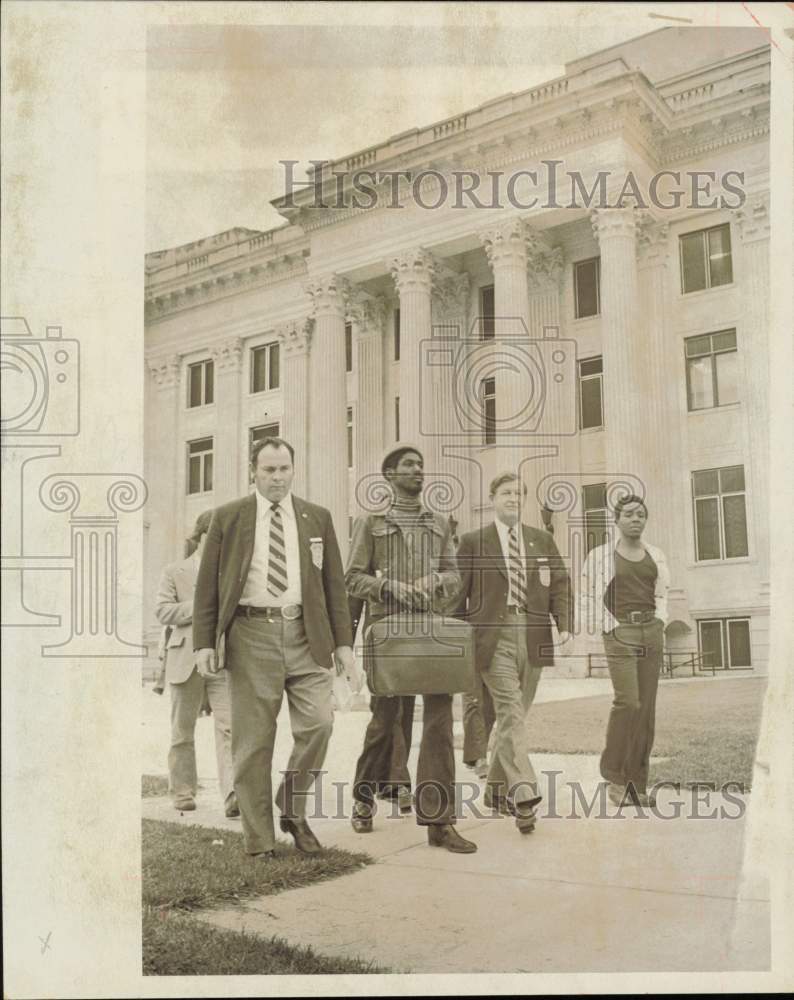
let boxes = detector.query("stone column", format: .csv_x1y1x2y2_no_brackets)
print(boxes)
275,318,312,496
209,337,243,505
306,274,349,556
348,291,387,511
590,207,644,484
387,248,435,447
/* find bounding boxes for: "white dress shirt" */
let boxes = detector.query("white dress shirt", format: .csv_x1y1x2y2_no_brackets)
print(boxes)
494,517,526,607
239,490,302,606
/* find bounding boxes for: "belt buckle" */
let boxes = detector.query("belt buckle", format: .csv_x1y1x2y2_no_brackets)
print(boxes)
282,604,301,621
628,611,642,624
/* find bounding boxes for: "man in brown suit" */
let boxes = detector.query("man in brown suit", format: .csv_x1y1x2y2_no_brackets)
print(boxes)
193,437,354,860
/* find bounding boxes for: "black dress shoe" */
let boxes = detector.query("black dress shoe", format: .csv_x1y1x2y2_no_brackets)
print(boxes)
427,824,478,854
351,802,373,833
279,817,322,855
514,806,537,834
225,794,240,818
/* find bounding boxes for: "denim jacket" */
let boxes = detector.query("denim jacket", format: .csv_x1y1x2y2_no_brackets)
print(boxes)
577,541,670,637
345,507,460,628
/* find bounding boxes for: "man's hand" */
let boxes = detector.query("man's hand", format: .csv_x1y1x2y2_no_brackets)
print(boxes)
384,580,425,610
413,573,441,603
196,648,219,676
334,645,364,692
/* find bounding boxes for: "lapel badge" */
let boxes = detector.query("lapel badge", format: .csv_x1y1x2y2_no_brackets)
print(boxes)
309,536,324,569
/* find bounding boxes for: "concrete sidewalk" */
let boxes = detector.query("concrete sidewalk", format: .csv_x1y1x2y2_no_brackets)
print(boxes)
141,679,769,974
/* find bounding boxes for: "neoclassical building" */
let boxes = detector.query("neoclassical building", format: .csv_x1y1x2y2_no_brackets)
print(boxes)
144,27,771,675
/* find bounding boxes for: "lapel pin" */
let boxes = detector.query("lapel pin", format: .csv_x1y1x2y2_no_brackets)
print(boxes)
302,512,308,519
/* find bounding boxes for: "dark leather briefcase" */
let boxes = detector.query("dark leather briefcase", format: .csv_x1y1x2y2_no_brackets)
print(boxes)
363,613,476,696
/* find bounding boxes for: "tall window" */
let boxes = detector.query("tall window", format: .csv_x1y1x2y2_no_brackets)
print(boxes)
698,618,752,670
394,396,400,440
481,377,496,444
685,330,739,410
578,356,603,429
393,309,401,361
187,359,214,408
680,223,733,293
692,465,748,561
249,422,280,456
480,284,495,340
250,342,280,393
187,437,213,495
345,322,353,373
582,482,608,554
347,407,354,468
574,257,600,319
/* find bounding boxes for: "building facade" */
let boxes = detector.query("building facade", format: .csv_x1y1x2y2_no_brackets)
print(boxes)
144,28,771,675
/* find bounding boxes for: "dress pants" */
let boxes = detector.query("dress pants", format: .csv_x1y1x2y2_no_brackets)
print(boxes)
354,693,456,825
379,699,413,798
482,616,543,808
226,614,333,855
600,619,664,794
462,676,496,766
169,668,234,805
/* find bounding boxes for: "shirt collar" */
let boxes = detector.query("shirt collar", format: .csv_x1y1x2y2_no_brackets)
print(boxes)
254,489,294,519
494,517,522,539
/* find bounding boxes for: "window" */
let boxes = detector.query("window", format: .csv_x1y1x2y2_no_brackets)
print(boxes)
394,396,400,440
345,322,353,373
692,465,748,560
582,482,608,555
482,377,496,444
480,284,495,340
578,356,603,429
347,407,354,468
187,359,214,408
680,224,733,293
574,257,600,319
393,309,401,361
249,422,280,456
685,330,739,411
187,437,213,495
250,342,280,393
698,618,752,670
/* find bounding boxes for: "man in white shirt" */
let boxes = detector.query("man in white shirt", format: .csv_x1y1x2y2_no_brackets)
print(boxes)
193,438,354,860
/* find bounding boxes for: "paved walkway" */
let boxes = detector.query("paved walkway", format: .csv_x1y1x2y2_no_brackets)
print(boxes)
141,676,769,974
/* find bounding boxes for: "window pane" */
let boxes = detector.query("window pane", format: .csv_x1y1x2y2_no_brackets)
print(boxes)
687,356,714,410
584,509,608,554
712,330,736,352
189,364,202,407
699,621,724,669
188,456,200,494
394,310,401,360
345,324,353,373
579,357,602,377
708,226,733,287
268,343,280,389
580,376,603,429
583,483,607,510
692,469,719,497
251,348,266,393
714,350,739,405
685,334,712,357
680,232,707,293
720,465,745,492
204,360,214,404
723,494,748,557
727,620,752,667
394,397,400,439
203,452,213,493
251,422,279,447
484,396,496,444
575,259,599,318
481,286,495,339
695,497,721,559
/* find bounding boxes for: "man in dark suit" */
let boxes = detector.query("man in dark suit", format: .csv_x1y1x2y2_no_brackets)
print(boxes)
454,471,572,834
193,437,354,860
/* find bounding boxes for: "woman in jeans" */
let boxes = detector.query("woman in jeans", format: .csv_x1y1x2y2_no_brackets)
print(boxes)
579,495,670,807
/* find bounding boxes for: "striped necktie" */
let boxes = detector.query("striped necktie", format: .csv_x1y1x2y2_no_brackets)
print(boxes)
508,525,528,611
266,503,288,598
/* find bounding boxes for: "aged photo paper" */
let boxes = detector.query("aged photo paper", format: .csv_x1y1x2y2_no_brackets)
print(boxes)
2,2,793,997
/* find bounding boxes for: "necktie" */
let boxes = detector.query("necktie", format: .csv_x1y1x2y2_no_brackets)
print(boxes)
266,503,288,598
508,525,527,610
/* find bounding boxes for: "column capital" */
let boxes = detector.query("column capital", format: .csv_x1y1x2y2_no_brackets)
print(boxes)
732,192,770,243
525,226,564,286
275,317,313,356
146,353,181,390
636,212,670,265
590,205,639,243
210,336,244,373
387,247,436,293
478,217,529,269
432,265,470,317
346,289,387,335
305,273,350,318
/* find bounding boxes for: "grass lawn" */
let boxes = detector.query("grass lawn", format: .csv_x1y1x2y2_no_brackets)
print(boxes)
142,774,169,798
142,818,384,975
526,676,765,789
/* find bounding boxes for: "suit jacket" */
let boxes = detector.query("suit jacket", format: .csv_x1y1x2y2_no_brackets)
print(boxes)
193,492,353,669
155,555,200,684
453,522,572,671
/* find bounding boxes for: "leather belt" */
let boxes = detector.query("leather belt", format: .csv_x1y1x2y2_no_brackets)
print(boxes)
615,610,656,625
236,604,303,620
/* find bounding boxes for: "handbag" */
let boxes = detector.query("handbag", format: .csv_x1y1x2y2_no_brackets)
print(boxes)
363,613,476,696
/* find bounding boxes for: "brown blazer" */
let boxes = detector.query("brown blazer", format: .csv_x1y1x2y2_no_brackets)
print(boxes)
192,492,353,669
155,554,200,684
453,522,572,671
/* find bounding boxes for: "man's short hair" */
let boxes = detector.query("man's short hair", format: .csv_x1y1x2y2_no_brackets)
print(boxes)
489,472,527,498
382,445,423,476
251,436,295,467
613,494,648,521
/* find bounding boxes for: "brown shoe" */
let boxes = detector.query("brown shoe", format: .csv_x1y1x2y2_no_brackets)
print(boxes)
279,817,322,855
224,793,240,818
351,802,374,833
174,796,196,812
515,805,537,834
397,788,413,814
427,824,477,854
